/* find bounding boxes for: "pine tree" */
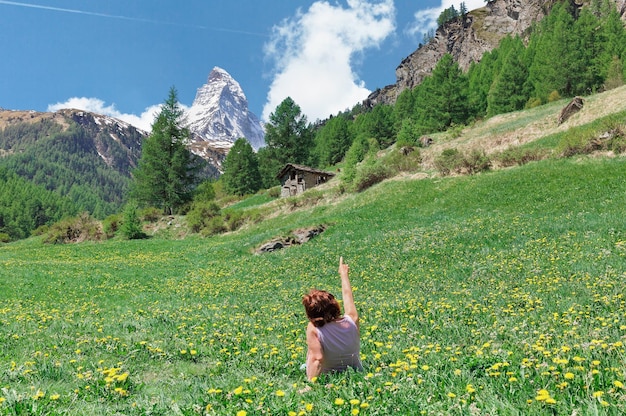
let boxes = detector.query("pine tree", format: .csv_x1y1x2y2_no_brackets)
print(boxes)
130,87,201,214
313,116,352,168
222,138,262,196
259,97,314,187
415,54,469,133
487,37,530,116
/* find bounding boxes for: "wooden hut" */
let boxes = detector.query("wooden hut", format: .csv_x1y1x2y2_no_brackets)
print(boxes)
277,164,335,197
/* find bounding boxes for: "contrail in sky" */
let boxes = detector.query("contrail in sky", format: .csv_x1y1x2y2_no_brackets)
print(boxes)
0,0,267,36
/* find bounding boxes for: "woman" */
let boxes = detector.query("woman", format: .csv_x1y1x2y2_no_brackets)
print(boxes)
302,257,363,380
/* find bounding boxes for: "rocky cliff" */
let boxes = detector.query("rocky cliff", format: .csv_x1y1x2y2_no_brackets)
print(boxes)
366,0,572,106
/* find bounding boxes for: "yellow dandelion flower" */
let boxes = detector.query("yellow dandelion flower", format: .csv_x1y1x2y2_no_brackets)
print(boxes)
593,391,604,398
0,397,5,404
613,380,624,389
360,402,370,409
454,369,462,376
466,384,476,394
236,411,247,416
351,409,360,415
305,403,313,411
334,398,345,406
421,365,429,371
447,392,456,398
564,372,575,380
50,394,60,400
545,398,557,405
275,389,285,397
288,412,297,416
349,399,360,405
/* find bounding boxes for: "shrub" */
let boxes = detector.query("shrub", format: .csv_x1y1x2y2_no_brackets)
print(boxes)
434,148,464,176
32,225,49,237
43,212,103,244
351,160,393,192
0,232,10,243
187,201,221,233
200,216,227,237
548,90,561,102
386,146,422,172
120,202,147,240
462,149,492,174
102,213,122,238
526,97,542,109
267,186,281,198
495,147,547,167
140,207,161,223
224,210,245,232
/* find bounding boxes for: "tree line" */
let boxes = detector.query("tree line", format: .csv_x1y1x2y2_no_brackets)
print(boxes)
1,0,624,241
218,0,625,197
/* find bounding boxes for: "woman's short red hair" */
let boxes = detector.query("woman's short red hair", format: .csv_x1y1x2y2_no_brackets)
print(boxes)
302,289,341,327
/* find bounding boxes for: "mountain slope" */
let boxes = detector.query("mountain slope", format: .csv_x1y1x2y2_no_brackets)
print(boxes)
187,67,265,151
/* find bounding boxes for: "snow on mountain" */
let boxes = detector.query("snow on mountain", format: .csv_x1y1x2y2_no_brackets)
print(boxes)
186,67,265,150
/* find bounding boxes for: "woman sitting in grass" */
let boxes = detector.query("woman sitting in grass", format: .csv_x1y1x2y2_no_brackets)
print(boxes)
302,257,363,380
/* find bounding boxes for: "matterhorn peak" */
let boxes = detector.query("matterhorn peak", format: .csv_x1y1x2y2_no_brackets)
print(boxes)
186,67,265,150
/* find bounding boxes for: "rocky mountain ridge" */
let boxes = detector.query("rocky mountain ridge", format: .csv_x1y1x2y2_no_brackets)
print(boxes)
186,67,265,151
367,0,626,107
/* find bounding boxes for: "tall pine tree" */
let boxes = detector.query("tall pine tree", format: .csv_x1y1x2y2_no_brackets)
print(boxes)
222,138,262,196
130,87,201,214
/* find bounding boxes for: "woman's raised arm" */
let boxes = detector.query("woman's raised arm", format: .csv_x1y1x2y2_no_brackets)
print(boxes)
339,257,358,326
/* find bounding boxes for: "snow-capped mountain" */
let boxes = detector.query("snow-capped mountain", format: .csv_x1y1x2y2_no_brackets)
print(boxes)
186,67,265,150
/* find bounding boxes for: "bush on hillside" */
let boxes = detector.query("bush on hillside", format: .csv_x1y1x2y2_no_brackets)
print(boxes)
102,213,122,238
463,149,492,174
435,148,491,176
43,212,103,244
121,202,147,240
140,207,161,223
186,201,221,233
495,147,547,167
434,148,464,176
351,159,393,192
200,216,227,237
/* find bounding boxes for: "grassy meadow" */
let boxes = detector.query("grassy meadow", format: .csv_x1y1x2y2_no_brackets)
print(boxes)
1,155,626,415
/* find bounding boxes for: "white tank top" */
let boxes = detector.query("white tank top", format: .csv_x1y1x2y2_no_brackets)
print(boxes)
315,315,363,373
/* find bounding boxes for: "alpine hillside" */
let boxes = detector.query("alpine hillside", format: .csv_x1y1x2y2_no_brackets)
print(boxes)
367,0,626,107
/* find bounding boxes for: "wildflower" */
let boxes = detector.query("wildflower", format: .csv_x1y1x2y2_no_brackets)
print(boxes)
593,391,604,398
305,403,313,411
50,394,60,400
564,372,575,380
275,390,285,397
360,402,370,409
349,399,360,405
466,384,476,394
351,409,360,415
447,392,456,398
613,380,624,389
236,411,247,416
454,369,462,376
233,386,243,395
334,398,345,406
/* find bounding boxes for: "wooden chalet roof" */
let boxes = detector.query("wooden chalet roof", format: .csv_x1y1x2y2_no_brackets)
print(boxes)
276,163,336,179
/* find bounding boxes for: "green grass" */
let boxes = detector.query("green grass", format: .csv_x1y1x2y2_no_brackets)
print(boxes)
1,156,626,415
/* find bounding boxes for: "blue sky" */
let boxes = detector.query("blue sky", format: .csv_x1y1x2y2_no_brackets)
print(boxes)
0,0,486,130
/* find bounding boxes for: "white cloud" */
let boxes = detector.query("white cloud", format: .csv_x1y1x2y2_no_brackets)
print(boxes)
262,0,395,122
47,97,162,132
405,0,486,39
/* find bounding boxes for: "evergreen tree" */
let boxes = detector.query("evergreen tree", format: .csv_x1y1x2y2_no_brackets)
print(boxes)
222,138,262,196
487,37,530,115
259,97,314,187
527,3,576,101
415,54,469,133
313,116,352,167
120,201,145,240
131,87,201,214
